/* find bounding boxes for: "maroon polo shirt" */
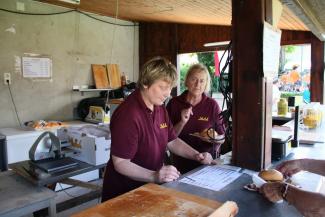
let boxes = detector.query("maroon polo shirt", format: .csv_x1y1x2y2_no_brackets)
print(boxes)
102,88,176,202
166,90,225,173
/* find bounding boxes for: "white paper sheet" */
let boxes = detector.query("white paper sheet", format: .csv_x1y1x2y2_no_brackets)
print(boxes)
180,165,242,191
263,22,281,78
291,171,324,193
22,56,52,78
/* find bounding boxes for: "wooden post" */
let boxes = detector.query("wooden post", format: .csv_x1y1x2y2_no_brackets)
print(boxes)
311,35,324,103
232,0,268,171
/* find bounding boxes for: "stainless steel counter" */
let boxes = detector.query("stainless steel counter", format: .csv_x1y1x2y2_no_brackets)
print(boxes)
0,170,56,217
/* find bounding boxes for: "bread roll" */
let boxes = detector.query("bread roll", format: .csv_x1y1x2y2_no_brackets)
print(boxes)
200,128,218,139
258,169,283,182
199,128,209,137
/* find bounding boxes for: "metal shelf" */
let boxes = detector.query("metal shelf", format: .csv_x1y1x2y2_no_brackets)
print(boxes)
73,88,112,96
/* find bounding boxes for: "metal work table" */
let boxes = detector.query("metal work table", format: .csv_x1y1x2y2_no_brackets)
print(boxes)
9,159,105,187
0,170,56,217
164,143,325,217
6,159,106,215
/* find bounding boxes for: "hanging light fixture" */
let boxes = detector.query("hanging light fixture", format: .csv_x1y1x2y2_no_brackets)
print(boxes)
58,0,80,4
203,41,230,47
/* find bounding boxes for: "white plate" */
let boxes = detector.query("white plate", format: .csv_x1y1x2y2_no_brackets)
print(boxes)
252,173,283,203
252,173,267,188
189,133,225,143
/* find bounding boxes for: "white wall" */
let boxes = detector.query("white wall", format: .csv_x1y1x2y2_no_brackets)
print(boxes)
0,0,139,128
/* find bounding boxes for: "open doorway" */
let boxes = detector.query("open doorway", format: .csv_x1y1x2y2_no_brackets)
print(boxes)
277,44,311,103
177,50,230,110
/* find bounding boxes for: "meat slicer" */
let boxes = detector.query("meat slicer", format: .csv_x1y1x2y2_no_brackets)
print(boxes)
29,131,62,161
29,131,78,173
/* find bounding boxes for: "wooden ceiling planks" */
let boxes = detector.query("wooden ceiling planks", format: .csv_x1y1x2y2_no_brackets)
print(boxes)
40,0,307,30
279,5,308,30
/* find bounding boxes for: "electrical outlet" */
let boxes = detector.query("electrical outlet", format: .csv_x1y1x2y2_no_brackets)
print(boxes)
4,73,11,85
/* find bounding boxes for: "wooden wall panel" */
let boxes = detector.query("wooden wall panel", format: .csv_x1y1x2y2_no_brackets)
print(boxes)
139,22,178,67
140,23,233,65
281,30,312,45
177,24,231,53
140,24,315,62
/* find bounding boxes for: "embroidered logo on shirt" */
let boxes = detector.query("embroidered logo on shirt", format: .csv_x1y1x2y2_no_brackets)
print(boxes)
198,116,209,121
160,123,168,129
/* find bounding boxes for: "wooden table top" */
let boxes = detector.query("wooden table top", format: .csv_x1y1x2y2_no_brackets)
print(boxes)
72,183,223,217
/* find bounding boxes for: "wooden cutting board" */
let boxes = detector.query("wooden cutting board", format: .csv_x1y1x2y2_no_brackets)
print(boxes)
92,64,109,89
106,64,121,89
71,183,223,217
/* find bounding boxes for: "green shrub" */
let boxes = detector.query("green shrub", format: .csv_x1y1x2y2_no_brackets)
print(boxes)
180,63,191,93
280,92,303,98
179,52,220,94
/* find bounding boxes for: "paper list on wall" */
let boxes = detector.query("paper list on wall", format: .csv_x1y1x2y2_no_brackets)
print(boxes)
179,166,242,191
22,56,52,78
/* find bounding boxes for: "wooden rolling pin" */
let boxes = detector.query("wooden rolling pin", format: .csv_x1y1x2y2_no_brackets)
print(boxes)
207,201,239,217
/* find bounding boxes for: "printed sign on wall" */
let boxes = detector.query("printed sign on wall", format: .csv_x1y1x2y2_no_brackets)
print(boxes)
22,56,52,78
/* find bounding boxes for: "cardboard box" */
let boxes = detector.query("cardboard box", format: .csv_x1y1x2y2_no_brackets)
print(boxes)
59,128,110,165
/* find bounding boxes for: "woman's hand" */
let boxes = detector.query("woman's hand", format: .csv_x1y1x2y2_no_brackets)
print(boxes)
195,152,213,164
154,165,180,183
180,107,193,124
276,159,303,178
259,182,284,203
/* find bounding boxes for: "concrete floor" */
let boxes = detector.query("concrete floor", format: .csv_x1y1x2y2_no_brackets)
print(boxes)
23,179,103,217
56,179,102,217
57,198,99,217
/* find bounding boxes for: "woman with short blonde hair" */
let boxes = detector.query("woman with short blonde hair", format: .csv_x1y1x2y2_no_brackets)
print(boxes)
184,63,211,93
138,57,177,89
102,57,214,202
167,63,225,174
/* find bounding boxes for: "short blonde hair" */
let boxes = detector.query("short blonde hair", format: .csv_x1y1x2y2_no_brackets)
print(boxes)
185,63,211,93
138,57,177,89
